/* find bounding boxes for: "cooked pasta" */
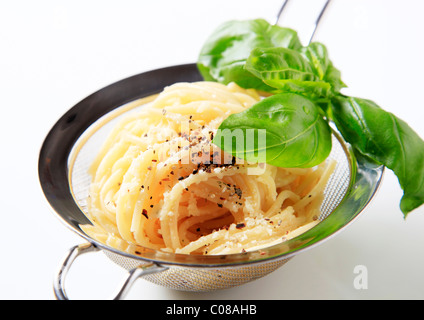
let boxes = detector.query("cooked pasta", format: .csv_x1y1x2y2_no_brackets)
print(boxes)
82,81,335,255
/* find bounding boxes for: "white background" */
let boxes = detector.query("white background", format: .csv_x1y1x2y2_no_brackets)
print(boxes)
1,0,424,300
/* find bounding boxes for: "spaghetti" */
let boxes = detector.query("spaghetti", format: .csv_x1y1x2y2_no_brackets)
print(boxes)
82,81,335,255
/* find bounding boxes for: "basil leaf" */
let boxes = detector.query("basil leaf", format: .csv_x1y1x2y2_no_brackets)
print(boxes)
198,19,302,92
330,96,424,216
213,93,332,168
301,42,347,94
245,47,333,99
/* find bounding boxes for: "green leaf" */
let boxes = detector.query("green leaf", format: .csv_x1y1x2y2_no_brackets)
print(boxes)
213,93,332,168
330,96,424,216
198,19,302,92
245,47,333,99
300,42,347,93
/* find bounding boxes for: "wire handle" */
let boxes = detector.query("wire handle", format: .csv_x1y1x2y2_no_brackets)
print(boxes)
275,0,333,44
274,0,291,25
53,243,168,300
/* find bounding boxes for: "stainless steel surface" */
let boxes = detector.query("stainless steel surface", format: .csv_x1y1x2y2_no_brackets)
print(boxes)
53,242,168,300
49,77,383,298
41,1,383,300
53,243,99,300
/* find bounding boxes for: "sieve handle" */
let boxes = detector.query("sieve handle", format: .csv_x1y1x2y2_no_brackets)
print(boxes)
54,243,168,300
275,0,333,45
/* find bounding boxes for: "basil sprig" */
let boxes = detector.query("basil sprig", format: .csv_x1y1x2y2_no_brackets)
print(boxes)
198,19,424,217
198,19,302,92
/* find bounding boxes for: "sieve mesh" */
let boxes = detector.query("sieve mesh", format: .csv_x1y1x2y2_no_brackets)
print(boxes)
103,249,290,292
68,98,352,291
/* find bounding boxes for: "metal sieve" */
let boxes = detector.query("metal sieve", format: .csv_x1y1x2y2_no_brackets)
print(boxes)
39,63,384,300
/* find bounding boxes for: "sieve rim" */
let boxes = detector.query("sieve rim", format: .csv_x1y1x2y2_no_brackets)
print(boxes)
39,63,384,268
